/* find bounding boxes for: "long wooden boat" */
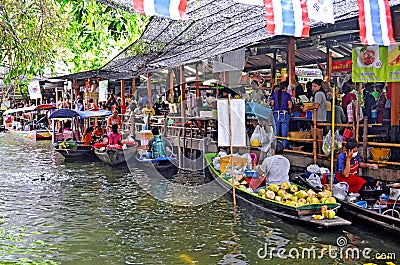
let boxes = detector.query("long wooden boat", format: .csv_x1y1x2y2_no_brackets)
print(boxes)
49,109,112,161
3,104,55,140
291,174,400,236
205,153,351,228
93,142,138,166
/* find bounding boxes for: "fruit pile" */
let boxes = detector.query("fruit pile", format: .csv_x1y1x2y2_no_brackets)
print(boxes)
257,182,336,207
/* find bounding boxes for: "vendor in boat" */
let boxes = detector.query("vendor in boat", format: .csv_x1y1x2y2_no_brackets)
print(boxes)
82,126,94,146
147,127,167,159
335,139,378,193
107,109,122,132
93,122,106,141
108,124,122,145
257,142,290,185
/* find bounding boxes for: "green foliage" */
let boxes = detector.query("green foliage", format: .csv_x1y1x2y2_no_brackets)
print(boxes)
0,0,148,89
0,0,68,85
55,0,148,73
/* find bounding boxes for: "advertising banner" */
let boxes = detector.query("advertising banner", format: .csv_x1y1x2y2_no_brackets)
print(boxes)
387,44,400,81
352,45,387,82
98,80,108,102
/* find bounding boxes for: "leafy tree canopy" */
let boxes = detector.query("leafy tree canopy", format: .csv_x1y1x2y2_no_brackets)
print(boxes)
0,0,147,89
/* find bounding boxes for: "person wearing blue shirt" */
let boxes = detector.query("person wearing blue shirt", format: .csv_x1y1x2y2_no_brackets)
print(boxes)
335,139,378,193
270,81,292,149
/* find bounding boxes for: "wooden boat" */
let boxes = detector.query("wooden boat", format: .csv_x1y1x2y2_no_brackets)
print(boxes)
291,174,400,236
205,153,351,228
49,109,112,161
93,142,138,166
133,150,178,177
3,104,56,140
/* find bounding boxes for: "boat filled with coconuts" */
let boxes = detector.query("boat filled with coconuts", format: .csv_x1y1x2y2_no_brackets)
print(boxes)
205,153,351,228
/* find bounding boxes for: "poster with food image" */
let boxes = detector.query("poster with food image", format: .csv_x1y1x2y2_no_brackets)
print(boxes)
352,45,387,82
387,44,400,81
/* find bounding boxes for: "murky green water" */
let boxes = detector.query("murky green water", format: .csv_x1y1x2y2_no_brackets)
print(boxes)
0,132,398,265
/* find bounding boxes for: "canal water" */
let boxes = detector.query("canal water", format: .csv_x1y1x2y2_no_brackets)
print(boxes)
0,132,398,265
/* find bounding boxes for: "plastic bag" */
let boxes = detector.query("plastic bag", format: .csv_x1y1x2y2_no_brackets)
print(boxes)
322,130,343,156
332,182,349,201
347,102,353,122
250,125,262,147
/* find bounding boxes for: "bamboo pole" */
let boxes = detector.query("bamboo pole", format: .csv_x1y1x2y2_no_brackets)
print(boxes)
330,89,335,191
355,83,362,142
147,73,152,107
228,95,236,209
362,117,368,163
313,109,317,164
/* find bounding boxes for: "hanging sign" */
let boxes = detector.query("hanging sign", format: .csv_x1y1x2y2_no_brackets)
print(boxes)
352,45,387,82
387,44,400,81
28,79,41,99
332,59,352,72
217,99,246,147
98,80,109,102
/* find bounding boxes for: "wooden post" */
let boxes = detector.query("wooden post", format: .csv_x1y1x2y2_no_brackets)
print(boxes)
228,94,237,209
169,70,174,102
287,37,296,88
327,51,333,82
330,89,335,191
130,111,135,137
195,64,200,98
313,109,317,164
147,73,152,107
390,82,400,142
271,51,276,87
363,117,368,163
73,79,79,100
180,65,186,119
131,78,136,98
355,83,362,142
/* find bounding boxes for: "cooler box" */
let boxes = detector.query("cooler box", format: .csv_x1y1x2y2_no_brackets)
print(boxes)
139,130,153,146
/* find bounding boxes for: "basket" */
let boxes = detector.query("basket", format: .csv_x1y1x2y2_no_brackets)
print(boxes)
220,155,248,174
245,102,272,120
371,148,390,161
288,131,312,139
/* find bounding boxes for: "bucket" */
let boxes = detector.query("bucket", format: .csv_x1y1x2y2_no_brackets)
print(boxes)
371,148,390,161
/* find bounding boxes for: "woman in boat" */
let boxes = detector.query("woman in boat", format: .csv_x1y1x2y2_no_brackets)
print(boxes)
335,139,379,193
108,124,122,145
107,109,122,132
82,126,94,146
93,122,105,141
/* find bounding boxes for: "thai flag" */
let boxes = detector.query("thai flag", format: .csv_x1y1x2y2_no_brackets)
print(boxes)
358,0,395,46
133,0,188,20
264,0,310,37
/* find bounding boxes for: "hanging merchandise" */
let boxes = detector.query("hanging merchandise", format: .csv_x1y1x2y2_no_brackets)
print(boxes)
347,102,353,122
250,125,262,147
322,130,343,156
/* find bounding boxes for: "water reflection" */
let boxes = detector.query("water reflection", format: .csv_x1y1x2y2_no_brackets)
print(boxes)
0,132,398,264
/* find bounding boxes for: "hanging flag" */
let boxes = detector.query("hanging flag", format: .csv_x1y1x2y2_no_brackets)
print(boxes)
357,0,395,46
233,0,264,6
133,0,188,20
264,0,310,37
307,0,335,24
